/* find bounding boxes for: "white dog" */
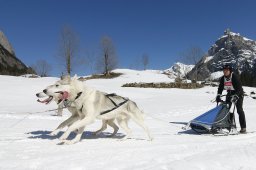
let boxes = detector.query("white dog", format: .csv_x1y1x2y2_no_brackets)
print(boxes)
43,76,153,144
36,76,119,138
36,91,64,116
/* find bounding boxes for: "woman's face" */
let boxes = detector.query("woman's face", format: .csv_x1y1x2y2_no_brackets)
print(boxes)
223,68,231,77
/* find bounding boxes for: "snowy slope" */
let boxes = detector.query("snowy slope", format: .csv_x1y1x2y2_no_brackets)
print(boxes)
163,62,194,79
0,69,256,170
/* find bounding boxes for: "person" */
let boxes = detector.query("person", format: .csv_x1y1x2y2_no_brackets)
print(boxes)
216,64,246,134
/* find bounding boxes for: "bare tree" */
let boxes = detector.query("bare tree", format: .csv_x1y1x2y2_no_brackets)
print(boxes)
31,59,52,77
142,53,149,70
58,26,80,75
180,46,205,81
97,36,118,75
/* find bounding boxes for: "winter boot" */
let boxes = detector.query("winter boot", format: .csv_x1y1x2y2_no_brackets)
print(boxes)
240,128,246,134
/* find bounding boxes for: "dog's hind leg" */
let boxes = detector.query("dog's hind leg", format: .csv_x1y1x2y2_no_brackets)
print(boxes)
92,119,119,137
129,112,153,141
92,120,108,136
117,118,132,140
106,119,119,137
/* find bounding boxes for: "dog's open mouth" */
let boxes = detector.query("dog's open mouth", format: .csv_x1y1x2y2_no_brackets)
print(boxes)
37,96,53,104
55,91,69,104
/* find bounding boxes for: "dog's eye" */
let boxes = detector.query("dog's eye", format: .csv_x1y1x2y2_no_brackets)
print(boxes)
56,84,59,87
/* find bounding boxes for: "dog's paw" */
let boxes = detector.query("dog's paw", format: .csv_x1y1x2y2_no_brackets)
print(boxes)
58,139,69,145
50,130,60,136
91,132,97,136
61,139,79,145
59,133,69,141
148,137,154,141
91,131,101,136
106,134,116,138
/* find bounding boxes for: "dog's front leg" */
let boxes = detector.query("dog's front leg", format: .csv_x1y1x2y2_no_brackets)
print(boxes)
63,126,86,145
59,116,94,141
56,105,63,116
50,115,79,136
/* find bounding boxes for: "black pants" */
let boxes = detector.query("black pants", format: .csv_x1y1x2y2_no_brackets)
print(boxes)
226,95,246,129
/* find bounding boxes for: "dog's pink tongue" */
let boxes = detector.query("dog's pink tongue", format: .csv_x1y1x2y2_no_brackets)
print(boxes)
61,91,69,100
37,99,46,103
37,97,50,103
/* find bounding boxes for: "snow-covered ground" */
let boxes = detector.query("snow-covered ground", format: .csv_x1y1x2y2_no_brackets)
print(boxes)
1,69,256,170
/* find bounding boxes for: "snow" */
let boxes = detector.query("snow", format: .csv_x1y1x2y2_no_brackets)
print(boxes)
219,35,228,40
20,74,40,78
1,69,256,170
239,50,253,59
220,31,255,43
163,62,194,79
209,71,223,80
204,56,213,63
229,32,240,37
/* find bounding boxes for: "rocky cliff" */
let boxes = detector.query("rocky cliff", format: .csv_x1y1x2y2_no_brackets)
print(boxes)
0,30,34,75
188,29,256,81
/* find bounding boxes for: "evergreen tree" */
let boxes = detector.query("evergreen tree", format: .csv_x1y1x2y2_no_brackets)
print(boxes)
240,61,254,87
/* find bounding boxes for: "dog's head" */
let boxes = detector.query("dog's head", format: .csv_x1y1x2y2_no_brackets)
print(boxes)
36,75,70,104
36,75,84,104
36,91,53,104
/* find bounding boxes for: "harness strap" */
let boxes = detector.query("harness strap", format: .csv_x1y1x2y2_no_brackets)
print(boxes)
100,98,129,115
106,93,118,106
75,92,83,100
80,105,83,112
62,92,83,108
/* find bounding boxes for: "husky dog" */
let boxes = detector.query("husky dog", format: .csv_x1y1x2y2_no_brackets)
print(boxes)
43,76,153,144
36,91,64,116
36,76,119,137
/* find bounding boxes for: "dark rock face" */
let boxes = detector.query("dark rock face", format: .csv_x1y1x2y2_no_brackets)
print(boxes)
0,37,34,75
188,30,256,81
0,31,15,56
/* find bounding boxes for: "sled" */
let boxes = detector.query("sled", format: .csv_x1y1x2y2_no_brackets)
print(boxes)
184,99,238,135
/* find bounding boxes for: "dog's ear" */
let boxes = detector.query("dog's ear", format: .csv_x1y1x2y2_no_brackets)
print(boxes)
60,75,71,84
72,74,78,81
61,75,71,81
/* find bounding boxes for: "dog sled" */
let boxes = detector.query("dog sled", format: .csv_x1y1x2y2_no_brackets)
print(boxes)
183,96,238,135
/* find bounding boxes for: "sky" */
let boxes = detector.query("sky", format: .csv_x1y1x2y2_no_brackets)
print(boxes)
1,0,256,76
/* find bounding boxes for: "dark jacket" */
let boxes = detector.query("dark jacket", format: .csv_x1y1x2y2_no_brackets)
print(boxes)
217,73,244,96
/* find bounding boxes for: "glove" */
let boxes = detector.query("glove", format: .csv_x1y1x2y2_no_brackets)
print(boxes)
231,95,239,103
216,94,221,103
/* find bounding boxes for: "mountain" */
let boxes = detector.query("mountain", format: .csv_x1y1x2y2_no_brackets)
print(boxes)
163,62,194,79
187,29,256,81
0,30,34,76
0,31,15,56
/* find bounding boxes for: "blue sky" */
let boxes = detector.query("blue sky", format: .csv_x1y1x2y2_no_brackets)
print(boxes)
1,0,256,76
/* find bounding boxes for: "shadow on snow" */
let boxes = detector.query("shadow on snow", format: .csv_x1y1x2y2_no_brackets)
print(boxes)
26,130,126,140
